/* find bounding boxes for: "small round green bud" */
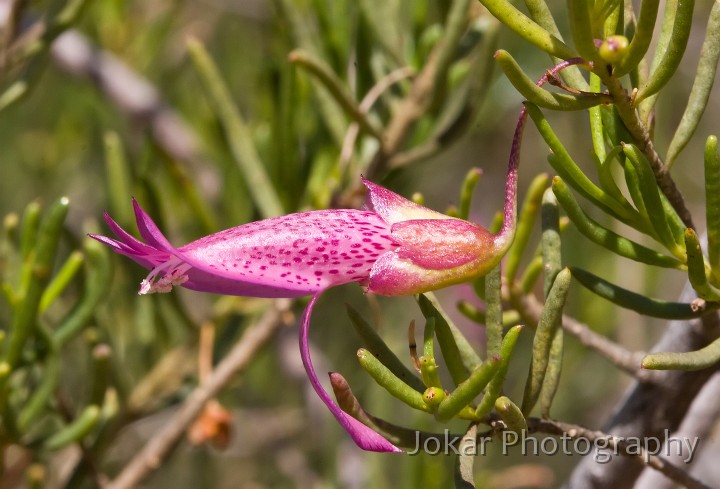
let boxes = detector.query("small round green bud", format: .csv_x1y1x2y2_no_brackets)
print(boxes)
598,35,629,64
422,387,446,409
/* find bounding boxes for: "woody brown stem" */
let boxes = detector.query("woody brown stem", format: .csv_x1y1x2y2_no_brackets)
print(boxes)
601,73,694,229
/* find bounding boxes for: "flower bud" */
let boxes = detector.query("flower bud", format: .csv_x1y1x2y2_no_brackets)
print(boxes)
598,35,629,64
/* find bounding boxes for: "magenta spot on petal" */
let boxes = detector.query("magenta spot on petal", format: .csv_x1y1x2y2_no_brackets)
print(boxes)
316,247,325,252
314,271,323,276
260,266,267,270
351,243,361,248
352,263,363,268
329,270,339,274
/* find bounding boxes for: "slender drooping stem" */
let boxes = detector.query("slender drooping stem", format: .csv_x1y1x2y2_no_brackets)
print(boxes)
498,58,590,245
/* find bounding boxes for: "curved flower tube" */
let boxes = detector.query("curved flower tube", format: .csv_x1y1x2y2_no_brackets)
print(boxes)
90,58,584,452
90,57,592,452
91,177,515,453
90,153,520,454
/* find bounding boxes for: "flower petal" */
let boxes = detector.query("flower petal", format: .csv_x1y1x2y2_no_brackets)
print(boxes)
367,247,502,296
173,209,397,297
392,219,494,269
132,198,176,252
300,292,402,453
362,177,447,224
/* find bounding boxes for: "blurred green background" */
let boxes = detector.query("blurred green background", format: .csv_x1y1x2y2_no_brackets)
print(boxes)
1,0,716,488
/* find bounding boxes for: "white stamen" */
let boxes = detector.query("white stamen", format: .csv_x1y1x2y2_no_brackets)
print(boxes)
138,258,192,295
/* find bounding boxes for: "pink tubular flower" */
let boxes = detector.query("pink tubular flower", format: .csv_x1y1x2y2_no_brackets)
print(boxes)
90,171,517,453
89,51,566,450
90,56,588,454
90,172,517,452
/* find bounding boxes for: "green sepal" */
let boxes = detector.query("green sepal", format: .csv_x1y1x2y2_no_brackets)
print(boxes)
522,268,571,415
436,356,502,422
685,228,720,301
44,405,101,451
571,267,712,320
705,136,720,283
495,51,608,111
418,294,481,383
641,336,720,371
422,387,446,412
552,177,683,269
346,304,425,392
357,348,430,412
495,396,528,434
475,325,524,419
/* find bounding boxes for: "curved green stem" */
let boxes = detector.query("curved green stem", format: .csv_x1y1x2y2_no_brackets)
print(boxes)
552,177,683,269
495,51,609,111
477,0,577,59
571,267,713,319
615,0,660,76
635,0,694,103
666,3,720,167
521,268,571,415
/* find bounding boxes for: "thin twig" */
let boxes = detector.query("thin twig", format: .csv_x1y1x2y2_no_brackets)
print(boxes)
515,291,652,380
106,300,290,489
521,417,713,489
364,45,443,180
339,66,415,176
50,30,221,198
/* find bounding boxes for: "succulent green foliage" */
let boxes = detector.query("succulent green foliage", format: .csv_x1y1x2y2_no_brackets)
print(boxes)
0,199,110,453
3,0,720,486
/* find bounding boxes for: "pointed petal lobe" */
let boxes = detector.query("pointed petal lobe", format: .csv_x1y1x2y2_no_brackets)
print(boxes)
362,177,447,224
300,293,402,452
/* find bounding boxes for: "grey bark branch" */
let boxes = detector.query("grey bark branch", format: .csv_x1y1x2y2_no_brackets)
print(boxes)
50,30,220,197
563,278,720,489
635,371,720,489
